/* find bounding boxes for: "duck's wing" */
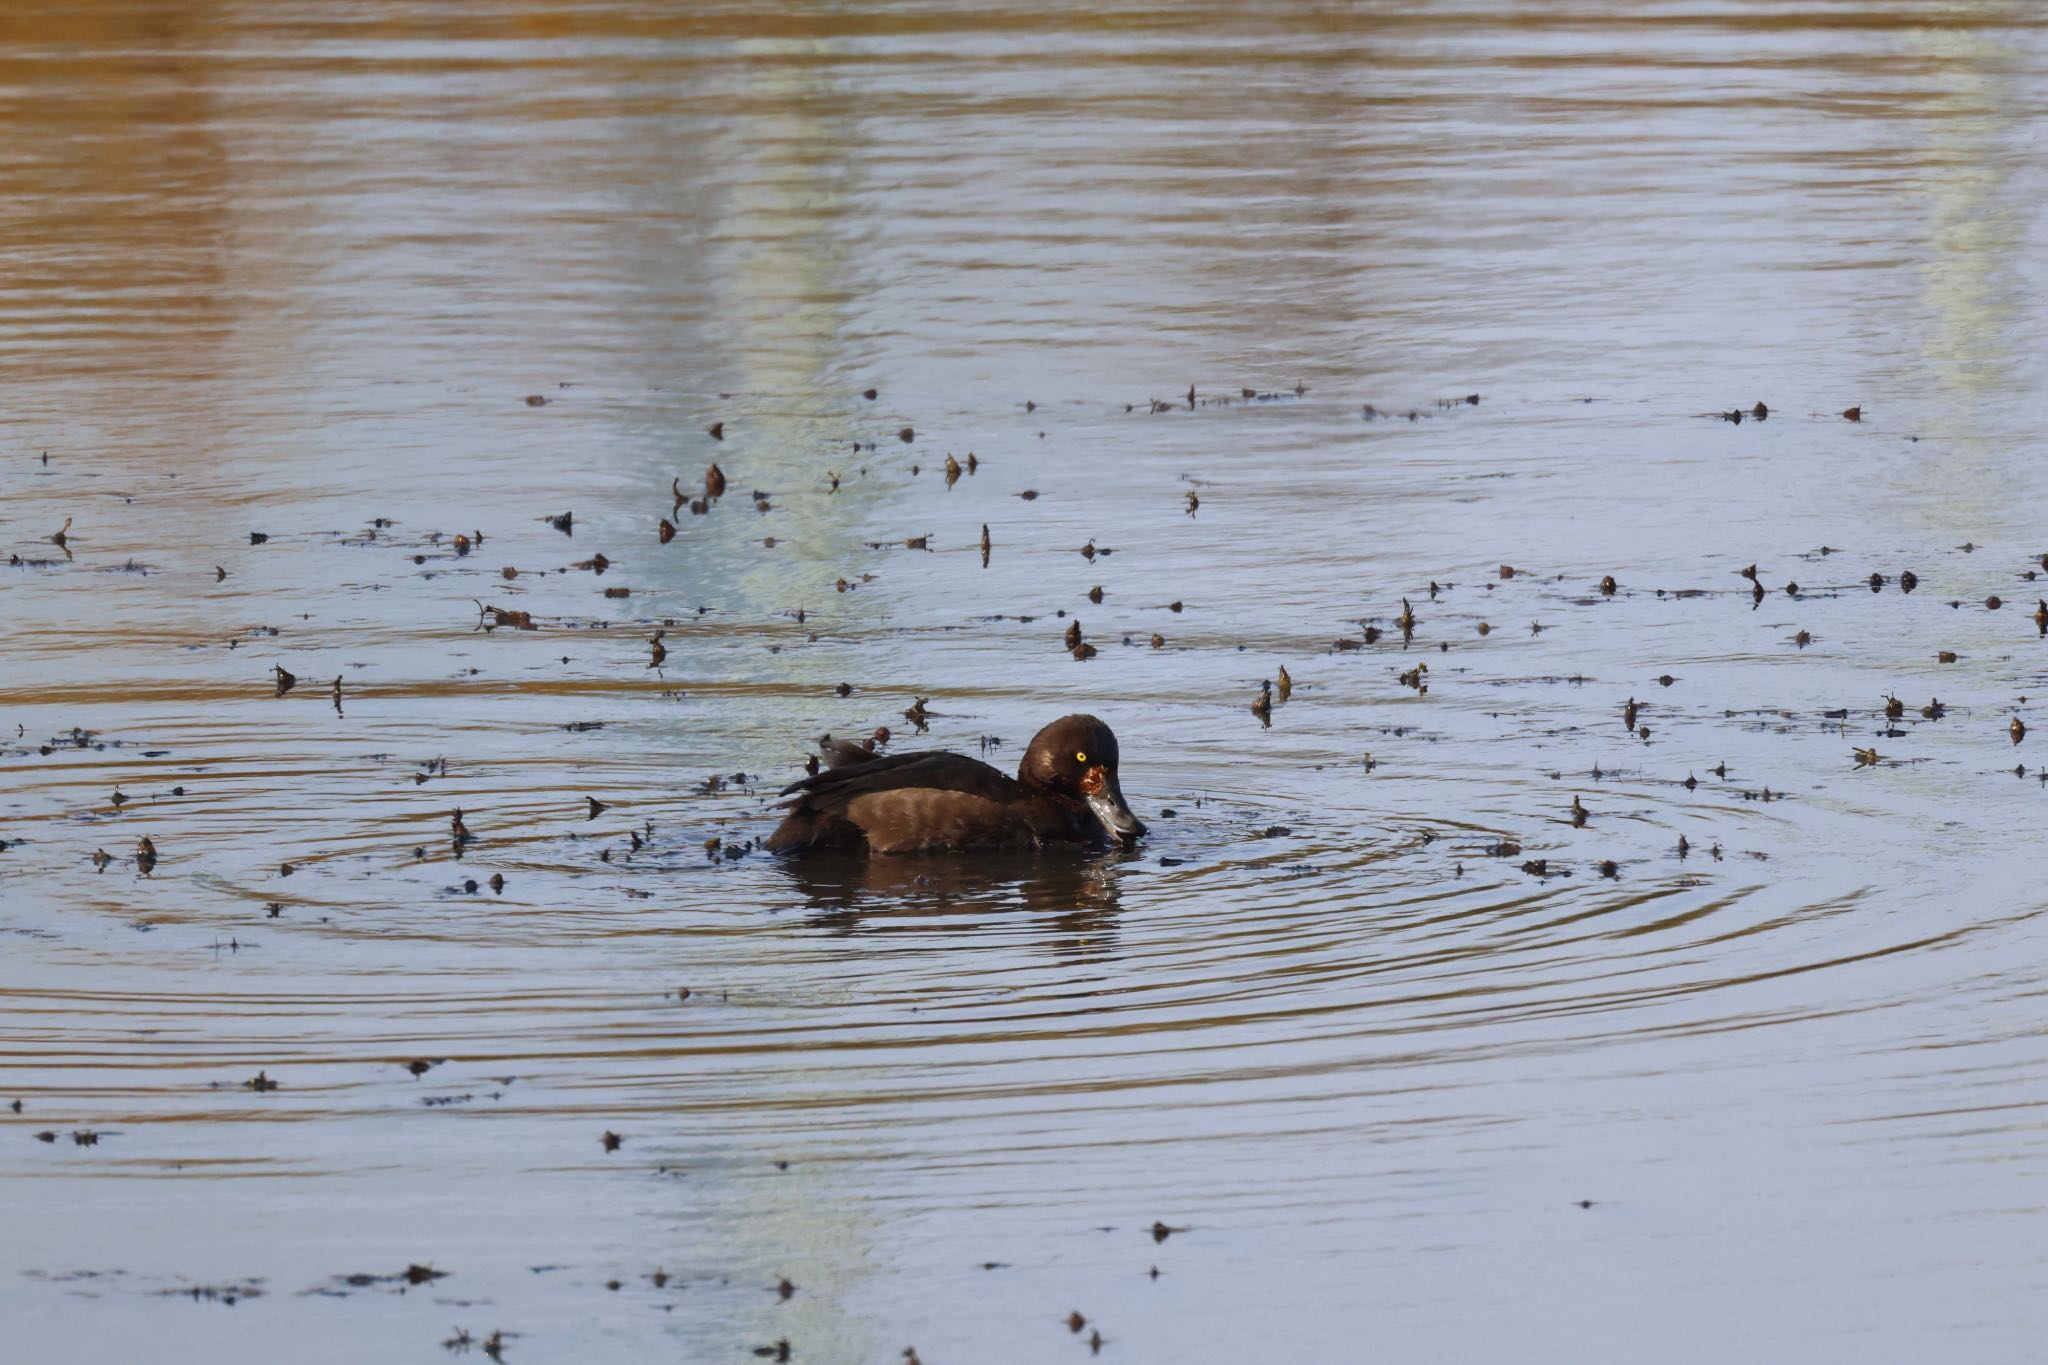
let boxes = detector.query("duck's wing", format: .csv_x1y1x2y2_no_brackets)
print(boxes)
776,750,1017,801
767,751,1026,853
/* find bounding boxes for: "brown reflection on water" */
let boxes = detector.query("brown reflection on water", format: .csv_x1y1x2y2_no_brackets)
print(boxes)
0,6,231,393
6,2,2048,1363
782,848,1128,958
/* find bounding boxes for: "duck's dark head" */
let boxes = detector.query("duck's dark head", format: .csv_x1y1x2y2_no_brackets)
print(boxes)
1018,713,1146,842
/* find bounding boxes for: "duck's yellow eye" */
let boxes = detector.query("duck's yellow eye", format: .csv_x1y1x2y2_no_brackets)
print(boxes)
1075,751,1088,763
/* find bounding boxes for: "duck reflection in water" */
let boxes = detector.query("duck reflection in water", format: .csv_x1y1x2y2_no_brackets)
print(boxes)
779,844,1138,957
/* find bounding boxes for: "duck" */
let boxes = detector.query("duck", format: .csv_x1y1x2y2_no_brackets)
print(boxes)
766,713,1146,854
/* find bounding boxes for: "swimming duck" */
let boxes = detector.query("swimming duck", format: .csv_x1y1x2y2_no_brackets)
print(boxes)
766,714,1146,854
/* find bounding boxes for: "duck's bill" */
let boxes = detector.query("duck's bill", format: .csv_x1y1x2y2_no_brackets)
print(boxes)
1085,770,1147,841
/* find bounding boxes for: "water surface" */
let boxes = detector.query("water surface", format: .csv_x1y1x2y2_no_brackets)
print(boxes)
5,2,2048,1361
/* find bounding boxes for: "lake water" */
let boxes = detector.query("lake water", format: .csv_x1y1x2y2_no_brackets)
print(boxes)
5,2,2048,1361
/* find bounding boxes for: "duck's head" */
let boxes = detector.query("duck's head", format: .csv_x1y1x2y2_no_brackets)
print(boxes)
1018,713,1146,842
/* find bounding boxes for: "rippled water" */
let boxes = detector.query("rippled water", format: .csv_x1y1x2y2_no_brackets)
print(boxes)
6,2,2048,1360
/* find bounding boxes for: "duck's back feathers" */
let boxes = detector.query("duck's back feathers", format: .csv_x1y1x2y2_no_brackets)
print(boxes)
776,750,1016,802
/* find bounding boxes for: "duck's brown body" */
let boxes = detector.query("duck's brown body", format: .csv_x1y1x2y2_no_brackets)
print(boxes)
767,714,1145,855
